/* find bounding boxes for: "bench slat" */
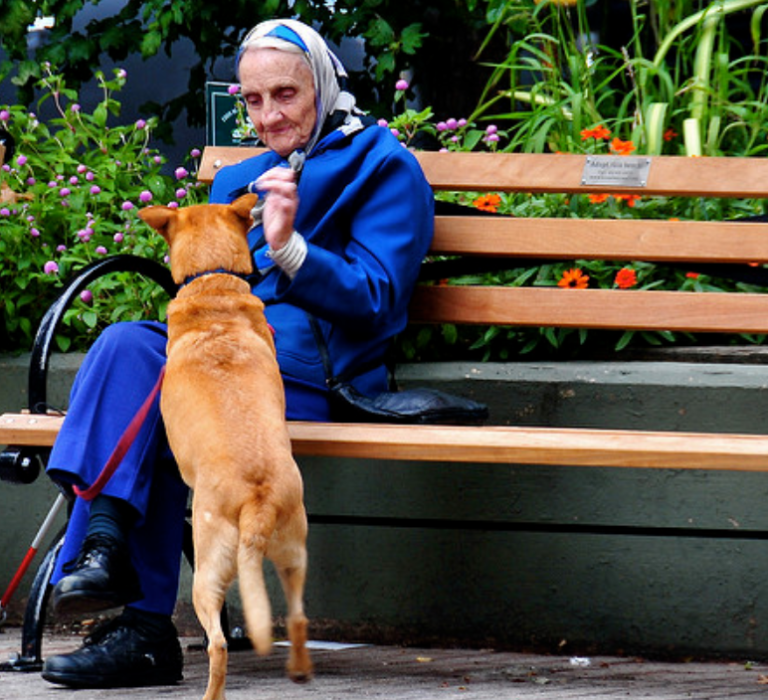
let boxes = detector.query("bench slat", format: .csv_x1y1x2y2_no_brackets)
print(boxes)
410,286,768,334
3,413,768,471
434,217,768,263
199,146,768,198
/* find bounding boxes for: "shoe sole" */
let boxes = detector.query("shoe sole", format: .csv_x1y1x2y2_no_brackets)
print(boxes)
42,669,182,688
53,590,143,616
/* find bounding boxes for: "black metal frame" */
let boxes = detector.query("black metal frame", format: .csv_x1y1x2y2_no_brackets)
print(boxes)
0,255,176,671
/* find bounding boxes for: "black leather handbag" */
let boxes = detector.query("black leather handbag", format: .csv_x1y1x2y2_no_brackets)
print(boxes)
308,314,488,426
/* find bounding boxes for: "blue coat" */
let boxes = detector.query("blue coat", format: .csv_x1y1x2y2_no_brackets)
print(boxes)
209,124,434,396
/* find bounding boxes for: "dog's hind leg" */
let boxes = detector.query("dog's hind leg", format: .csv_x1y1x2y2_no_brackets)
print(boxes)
193,513,239,700
236,505,276,659
269,506,313,683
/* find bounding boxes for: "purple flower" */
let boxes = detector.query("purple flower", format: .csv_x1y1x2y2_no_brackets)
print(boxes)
80,290,93,304
190,148,201,158
43,261,59,275
69,176,79,185
117,68,127,79
139,190,153,203
57,244,66,252
77,164,87,173
113,233,124,243
0,207,10,217
59,187,71,197
47,181,57,188
395,79,409,91
153,155,163,164
30,228,40,237
135,119,147,129
16,155,27,166
377,118,389,128
174,167,189,180
70,104,81,113
77,229,92,242
1,164,9,172
0,109,9,122
167,201,179,209
86,171,95,181
26,177,36,186
227,84,240,95
390,128,400,138
175,188,187,199
95,246,108,255
122,201,134,211
486,124,498,135
436,121,447,132
90,185,102,195
446,118,459,130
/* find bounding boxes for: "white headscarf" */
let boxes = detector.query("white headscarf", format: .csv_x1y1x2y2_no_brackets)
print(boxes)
236,19,363,155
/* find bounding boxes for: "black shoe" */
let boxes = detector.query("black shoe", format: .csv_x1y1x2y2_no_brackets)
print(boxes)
52,533,143,615
41,613,183,688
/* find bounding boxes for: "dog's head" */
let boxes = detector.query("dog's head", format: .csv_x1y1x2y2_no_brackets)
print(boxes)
139,194,259,284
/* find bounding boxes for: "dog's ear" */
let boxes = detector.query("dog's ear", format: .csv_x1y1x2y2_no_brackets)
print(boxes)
138,206,176,242
231,194,259,224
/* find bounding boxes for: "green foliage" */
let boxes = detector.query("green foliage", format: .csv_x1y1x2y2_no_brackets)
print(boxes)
0,65,206,353
0,0,430,129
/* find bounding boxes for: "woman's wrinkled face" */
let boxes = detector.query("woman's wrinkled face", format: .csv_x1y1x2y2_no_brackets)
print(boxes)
239,48,317,157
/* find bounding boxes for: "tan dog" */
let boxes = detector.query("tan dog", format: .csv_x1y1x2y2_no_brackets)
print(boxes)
139,195,312,700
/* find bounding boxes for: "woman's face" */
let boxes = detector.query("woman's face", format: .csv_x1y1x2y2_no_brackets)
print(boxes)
239,48,317,157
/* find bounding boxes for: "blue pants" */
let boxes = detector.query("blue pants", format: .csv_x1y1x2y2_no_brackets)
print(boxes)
47,320,330,615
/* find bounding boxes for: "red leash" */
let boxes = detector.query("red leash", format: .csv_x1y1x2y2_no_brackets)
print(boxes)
74,365,166,501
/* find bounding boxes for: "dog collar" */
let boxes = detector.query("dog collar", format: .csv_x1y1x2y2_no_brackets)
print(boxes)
180,268,255,288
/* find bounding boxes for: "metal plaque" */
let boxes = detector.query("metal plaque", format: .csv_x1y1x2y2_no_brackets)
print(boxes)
581,156,652,188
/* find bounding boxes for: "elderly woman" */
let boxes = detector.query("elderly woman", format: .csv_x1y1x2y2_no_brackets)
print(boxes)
41,19,434,689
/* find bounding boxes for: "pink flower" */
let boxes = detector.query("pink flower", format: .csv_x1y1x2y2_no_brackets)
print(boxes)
16,155,27,166
190,148,201,158
95,246,108,255
113,233,124,243
80,290,93,304
0,110,9,122
395,79,409,91
175,188,187,199
117,69,127,79
228,84,240,95
446,118,458,130
43,261,59,275
139,190,153,203
77,164,87,173
59,187,71,197
90,185,102,195
30,228,40,237
135,119,147,129
377,118,389,128
122,201,134,211
174,167,189,180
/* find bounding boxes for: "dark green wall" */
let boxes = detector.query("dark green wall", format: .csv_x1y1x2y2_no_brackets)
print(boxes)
3,353,768,658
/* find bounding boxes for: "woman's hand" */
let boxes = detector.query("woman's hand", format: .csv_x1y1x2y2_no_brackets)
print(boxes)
255,166,299,251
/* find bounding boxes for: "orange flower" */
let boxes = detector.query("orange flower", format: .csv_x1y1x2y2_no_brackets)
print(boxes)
588,193,610,204
686,272,700,279
614,194,641,207
614,267,637,289
558,268,590,289
610,137,636,156
580,125,611,141
473,193,502,213
663,128,678,142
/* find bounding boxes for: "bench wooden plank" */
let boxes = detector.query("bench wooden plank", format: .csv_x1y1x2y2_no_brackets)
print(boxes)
433,217,768,263
409,286,768,334
199,146,768,198
3,413,768,471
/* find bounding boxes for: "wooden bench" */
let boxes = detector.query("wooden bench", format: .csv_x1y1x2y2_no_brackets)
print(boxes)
4,148,768,470
4,146,768,664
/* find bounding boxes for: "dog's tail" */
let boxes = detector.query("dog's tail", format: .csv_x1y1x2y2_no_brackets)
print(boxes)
237,505,275,657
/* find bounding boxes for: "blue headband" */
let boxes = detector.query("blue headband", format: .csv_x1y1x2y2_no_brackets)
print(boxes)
264,25,310,53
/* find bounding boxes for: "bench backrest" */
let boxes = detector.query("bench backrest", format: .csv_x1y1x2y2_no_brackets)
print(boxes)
199,146,768,336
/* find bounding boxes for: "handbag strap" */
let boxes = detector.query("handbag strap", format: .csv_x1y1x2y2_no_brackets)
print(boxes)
306,312,394,388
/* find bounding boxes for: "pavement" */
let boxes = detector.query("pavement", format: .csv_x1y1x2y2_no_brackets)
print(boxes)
2,625,768,699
